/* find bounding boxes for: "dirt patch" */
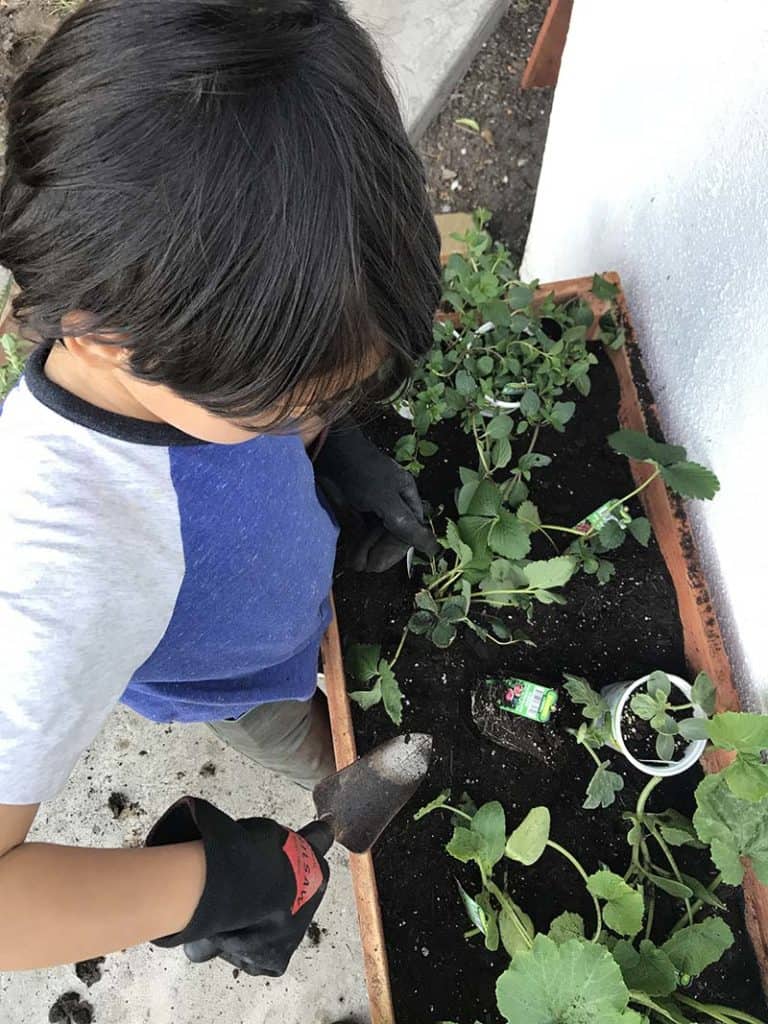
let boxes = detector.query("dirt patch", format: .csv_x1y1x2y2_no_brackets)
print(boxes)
334,345,764,1023
74,957,105,988
418,0,554,265
107,791,142,820
48,992,94,1024
199,760,217,777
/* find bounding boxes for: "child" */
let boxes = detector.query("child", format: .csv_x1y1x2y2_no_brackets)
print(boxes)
0,0,440,981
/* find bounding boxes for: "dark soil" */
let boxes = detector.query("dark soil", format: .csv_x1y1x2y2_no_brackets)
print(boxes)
334,343,765,1023
417,0,554,265
106,791,141,819
48,992,94,1024
74,957,105,988
622,704,688,764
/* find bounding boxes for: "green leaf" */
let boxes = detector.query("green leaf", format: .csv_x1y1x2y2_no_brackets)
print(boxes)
563,674,608,720
661,918,734,979
598,520,627,551
465,478,503,517
445,826,485,864
457,480,480,515
408,609,436,635
507,284,534,308
349,680,382,711
418,439,439,457
415,590,439,614
454,116,480,132
499,903,534,956
487,413,514,439
523,556,577,590
457,515,492,557
476,354,495,376
644,810,701,849
646,671,672,699
587,871,644,937
591,274,619,300
476,889,500,952
456,880,488,933
455,369,476,395
607,430,686,467
413,789,451,820
584,764,625,810
488,510,532,560
643,872,693,899
628,518,651,547
492,436,513,469
694,772,768,884
548,912,585,946
630,693,660,721
723,753,768,802
551,401,576,429
505,807,550,866
520,389,541,418
691,672,717,716
445,520,474,566
431,619,458,648
496,936,637,1024
378,660,403,726
678,717,710,741
471,800,507,871
706,711,768,753
346,643,381,682
517,500,541,528
655,732,676,762
661,461,720,500
596,559,616,585
612,939,677,997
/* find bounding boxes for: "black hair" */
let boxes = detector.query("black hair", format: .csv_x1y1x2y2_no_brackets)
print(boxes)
0,0,441,426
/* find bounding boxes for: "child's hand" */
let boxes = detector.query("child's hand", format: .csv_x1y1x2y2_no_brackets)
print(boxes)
315,423,439,571
146,799,330,977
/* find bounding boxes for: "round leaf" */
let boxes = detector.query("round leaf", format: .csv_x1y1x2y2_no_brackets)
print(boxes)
505,807,551,866
587,870,644,937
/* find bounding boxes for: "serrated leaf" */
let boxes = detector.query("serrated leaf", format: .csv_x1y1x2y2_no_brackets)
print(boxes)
465,478,503,517
587,871,644,937
596,559,616,585
607,430,686,467
694,772,768,884
413,789,451,821
408,609,436,635
661,918,734,979
496,936,636,1024
548,912,585,945
349,679,382,711
505,806,550,866
598,520,627,551
431,619,458,648
415,590,439,614
516,500,541,528
584,764,625,810
706,711,768,753
628,518,651,546
489,510,532,559
524,556,577,590
445,520,474,566
346,643,381,682
457,479,480,515
661,461,720,500
378,660,403,726
691,672,717,715
563,674,608,719
612,939,677,996
723,753,768,802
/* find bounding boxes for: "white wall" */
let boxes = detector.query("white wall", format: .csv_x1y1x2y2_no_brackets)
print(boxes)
521,0,768,709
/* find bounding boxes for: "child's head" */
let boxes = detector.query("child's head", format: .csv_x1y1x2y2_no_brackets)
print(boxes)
0,0,440,440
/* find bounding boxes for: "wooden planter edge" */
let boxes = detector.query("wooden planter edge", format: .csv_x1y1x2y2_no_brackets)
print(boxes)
321,274,768,1023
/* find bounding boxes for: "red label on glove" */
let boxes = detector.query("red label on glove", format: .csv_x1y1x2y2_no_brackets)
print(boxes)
282,831,323,915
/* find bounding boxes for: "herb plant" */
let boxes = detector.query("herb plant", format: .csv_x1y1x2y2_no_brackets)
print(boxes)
345,213,720,724
417,790,765,1024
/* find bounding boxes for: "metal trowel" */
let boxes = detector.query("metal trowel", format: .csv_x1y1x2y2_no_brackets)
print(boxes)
184,734,432,965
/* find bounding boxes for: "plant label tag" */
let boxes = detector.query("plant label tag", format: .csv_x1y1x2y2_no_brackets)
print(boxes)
574,500,631,535
488,677,558,723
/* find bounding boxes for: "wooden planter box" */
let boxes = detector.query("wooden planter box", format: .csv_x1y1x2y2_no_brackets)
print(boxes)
321,274,768,1023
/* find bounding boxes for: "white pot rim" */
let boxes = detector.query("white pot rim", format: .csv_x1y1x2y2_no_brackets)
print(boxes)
602,673,708,777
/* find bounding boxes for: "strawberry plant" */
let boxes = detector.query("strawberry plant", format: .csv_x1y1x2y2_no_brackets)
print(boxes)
416,788,766,1024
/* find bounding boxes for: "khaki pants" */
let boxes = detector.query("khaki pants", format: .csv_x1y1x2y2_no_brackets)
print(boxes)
206,690,336,790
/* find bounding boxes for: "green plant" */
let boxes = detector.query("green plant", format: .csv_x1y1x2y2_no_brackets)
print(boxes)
0,334,25,401
416,792,765,1024
628,671,716,761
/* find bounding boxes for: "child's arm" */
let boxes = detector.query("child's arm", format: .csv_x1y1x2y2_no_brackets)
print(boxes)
0,802,206,969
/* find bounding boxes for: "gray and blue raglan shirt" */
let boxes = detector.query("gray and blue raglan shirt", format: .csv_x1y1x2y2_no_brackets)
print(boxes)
0,345,339,804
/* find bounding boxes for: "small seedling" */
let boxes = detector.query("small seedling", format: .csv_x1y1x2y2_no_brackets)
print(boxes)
629,670,715,761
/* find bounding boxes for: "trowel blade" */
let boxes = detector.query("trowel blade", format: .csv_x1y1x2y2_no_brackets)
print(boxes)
312,734,433,854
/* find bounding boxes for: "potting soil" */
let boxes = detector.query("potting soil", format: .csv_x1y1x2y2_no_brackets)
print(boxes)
334,343,765,1023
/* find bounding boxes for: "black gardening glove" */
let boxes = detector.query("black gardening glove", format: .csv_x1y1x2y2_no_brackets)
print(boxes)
146,798,330,977
315,422,439,572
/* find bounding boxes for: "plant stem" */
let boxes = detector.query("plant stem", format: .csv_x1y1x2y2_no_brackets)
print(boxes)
646,821,694,927
388,626,410,671
625,777,663,881
674,994,767,1024
670,873,723,934
471,586,533,600
471,419,491,475
644,883,656,941
577,466,663,540
438,804,474,822
545,840,602,942
582,742,605,770
629,992,685,1022
536,523,588,536
636,775,663,817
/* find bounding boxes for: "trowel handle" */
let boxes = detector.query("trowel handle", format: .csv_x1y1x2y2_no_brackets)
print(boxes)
298,819,334,857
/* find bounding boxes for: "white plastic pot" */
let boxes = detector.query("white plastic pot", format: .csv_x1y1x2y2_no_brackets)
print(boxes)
600,673,708,778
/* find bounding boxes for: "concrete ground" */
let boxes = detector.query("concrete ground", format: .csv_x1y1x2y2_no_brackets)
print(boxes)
0,705,369,1024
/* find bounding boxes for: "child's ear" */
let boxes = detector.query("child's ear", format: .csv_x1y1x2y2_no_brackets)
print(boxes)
60,311,130,370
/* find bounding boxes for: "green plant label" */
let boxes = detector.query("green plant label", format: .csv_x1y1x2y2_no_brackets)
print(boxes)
489,677,558,723
574,500,631,535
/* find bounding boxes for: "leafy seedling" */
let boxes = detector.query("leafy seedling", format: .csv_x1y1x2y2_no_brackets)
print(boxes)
629,670,715,762
345,642,404,726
